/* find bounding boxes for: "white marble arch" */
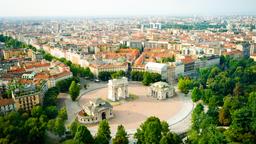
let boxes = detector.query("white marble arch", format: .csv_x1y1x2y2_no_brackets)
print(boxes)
108,77,129,101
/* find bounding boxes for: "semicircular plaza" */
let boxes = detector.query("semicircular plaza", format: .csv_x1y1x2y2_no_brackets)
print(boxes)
78,82,193,134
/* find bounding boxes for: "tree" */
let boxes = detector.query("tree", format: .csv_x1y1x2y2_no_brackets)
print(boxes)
178,77,192,94
113,125,129,144
144,120,162,143
135,116,181,144
219,108,231,126
95,120,111,144
58,107,68,120
111,71,126,79
98,71,113,81
94,134,109,144
165,132,182,144
62,139,76,144
24,117,47,144
31,106,44,118
233,82,243,96
159,136,168,144
142,72,152,86
56,77,78,92
70,121,80,137
135,116,162,144
47,119,55,132
191,87,202,102
43,53,54,61
45,106,58,119
131,71,144,81
69,81,80,101
0,138,9,144
161,121,169,136
74,125,94,144
158,56,175,63
199,125,226,144
54,118,65,136
43,87,59,106
151,73,162,83
191,103,204,131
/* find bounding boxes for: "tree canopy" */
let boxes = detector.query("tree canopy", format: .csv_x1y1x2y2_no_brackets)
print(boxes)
188,56,256,143
134,116,181,144
69,81,80,101
112,125,129,144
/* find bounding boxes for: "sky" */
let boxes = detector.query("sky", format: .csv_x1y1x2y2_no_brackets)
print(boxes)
0,0,256,17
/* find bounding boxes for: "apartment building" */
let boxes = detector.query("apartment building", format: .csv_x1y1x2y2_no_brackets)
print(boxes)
0,99,16,114
12,80,48,111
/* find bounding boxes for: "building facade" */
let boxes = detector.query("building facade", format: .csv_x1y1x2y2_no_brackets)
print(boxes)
77,98,113,124
145,62,168,80
108,77,129,101
12,80,48,111
0,99,16,114
149,82,175,100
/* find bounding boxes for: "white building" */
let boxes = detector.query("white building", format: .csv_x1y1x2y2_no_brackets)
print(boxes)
22,72,37,80
77,98,113,124
149,82,175,100
173,61,185,78
150,23,162,30
108,77,129,101
145,62,168,80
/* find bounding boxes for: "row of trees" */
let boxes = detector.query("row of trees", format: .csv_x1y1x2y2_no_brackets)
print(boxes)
56,77,80,93
187,56,256,143
63,116,181,144
135,116,182,144
98,70,126,81
0,35,37,51
98,70,162,86
63,120,127,144
131,71,162,86
157,56,176,63
47,107,68,136
0,104,68,144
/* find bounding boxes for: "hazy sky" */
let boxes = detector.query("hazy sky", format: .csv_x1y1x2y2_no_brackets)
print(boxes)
0,0,256,17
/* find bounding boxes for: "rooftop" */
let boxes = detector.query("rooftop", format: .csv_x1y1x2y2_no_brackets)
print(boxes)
0,99,15,106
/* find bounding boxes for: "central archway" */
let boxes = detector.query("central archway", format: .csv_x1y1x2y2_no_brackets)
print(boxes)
108,77,128,101
101,112,106,120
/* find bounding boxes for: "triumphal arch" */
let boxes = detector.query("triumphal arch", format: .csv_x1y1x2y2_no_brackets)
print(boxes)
108,77,129,101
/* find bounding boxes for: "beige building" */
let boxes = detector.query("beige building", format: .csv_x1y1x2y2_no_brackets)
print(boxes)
90,63,128,78
3,49,27,60
12,80,48,111
149,82,175,100
77,98,113,124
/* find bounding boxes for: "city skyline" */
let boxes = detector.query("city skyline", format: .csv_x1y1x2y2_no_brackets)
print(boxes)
1,0,256,17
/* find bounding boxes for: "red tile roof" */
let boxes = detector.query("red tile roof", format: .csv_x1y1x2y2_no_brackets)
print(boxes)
181,56,195,64
0,99,15,106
